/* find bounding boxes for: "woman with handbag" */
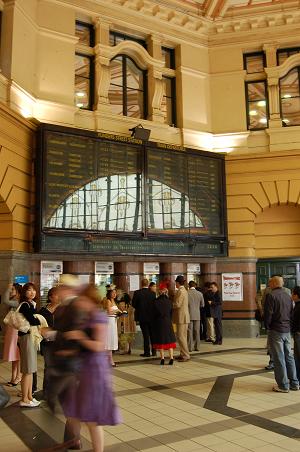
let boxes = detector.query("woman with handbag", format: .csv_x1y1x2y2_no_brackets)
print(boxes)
3,283,22,386
18,282,41,408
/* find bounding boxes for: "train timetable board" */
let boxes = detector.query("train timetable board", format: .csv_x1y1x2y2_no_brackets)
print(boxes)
36,124,227,256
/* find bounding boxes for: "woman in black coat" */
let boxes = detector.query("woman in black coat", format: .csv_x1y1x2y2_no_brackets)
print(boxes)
152,284,176,365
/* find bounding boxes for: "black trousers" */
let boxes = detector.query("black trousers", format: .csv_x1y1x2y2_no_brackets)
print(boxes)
200,308,207,340
214,317,223,343
139,321,154,355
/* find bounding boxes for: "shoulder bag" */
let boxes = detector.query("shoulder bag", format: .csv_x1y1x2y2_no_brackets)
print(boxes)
3,302,31,333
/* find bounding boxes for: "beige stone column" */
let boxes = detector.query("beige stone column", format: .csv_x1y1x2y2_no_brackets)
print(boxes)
264,43,282,128
94,19,112,114
147,35,165,123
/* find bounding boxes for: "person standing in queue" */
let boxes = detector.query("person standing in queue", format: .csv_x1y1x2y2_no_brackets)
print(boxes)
173,275,190,362
132,278,156,357
208,282,223,345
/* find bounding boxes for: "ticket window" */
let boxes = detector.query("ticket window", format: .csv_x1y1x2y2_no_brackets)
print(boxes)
95,262,114,298
144,274,158,284
187,264,201,288
40,261,63,305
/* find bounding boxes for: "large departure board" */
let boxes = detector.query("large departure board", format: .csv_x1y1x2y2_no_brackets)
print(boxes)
36,124,227,256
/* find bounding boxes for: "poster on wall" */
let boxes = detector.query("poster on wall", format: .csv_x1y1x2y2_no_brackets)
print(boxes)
222,273,243,301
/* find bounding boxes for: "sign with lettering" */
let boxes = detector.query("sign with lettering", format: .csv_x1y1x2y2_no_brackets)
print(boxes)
41,261,63,274
187,263,201,274
222,273,243,301
144,263,160,274
95,262,114,274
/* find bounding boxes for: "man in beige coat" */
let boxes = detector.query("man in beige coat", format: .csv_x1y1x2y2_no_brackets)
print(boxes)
172,275,190,362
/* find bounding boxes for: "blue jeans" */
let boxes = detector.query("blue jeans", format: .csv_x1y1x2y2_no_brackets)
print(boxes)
268,330,299,390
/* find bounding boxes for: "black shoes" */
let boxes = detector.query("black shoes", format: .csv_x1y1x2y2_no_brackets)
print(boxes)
140,353,151,357
265,364,274,370
213,341,222,345
169,359,174,366
160,359,165,365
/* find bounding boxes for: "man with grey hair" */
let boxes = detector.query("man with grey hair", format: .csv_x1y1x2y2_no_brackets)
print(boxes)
264,275,299,393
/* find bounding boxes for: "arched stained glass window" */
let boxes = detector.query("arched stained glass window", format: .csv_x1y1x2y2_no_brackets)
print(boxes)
108,55,147,119
46,174,203,233
280,67,300,126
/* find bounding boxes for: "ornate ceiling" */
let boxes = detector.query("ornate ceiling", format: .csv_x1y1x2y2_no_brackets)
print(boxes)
162,0,300,20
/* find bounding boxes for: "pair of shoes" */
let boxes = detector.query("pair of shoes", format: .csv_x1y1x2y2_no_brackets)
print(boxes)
272,385,289,393
213,341,222,345
140,353,151,357
111,363,117,367
205,339,213,342
169,359,174,366
177,356,189,362
265,364,274,370
6,381,19,387
160,359,165,365
290,385,300,391
20,399,41,408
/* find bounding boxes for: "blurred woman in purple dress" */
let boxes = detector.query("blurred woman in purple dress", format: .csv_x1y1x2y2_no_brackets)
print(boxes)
62,284,121,452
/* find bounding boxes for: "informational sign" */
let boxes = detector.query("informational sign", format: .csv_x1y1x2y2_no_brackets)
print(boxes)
222,273,243,301
37,124,227,256
129,275,140,292
187,263,201,274
14,275,29,285
41,261,63,274
95,262,114,274
144,262,160,274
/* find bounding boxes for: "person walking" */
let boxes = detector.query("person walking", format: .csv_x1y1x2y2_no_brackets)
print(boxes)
264,276,299,393
152,283,176,365
3,283,22,387
61,284,122,452
132,278,156,357
187,281,204,352
172,275,190,362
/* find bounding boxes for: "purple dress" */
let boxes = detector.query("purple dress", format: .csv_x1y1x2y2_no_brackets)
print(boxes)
62,310,122,425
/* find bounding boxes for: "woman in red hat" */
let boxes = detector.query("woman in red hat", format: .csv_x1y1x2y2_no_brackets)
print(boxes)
151,281,176,365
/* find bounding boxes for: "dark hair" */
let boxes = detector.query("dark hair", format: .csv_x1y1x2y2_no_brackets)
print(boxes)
106,289,116,301
292,286,300,299
47,286,58,303
204,281,211,289
12,283,22,297
149,282,156,288
210,282,218,289
20,282,39,304
189,281,196,288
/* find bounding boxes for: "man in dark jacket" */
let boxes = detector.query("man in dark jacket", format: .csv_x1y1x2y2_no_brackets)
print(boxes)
264,276,299,393
291,286,300,382
208,282,223,345
132,278,156,357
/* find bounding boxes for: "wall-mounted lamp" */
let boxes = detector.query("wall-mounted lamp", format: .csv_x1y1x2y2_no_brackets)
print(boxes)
129,124,151,141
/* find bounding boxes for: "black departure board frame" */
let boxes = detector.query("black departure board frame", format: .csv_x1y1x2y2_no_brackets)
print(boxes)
35,124,227,257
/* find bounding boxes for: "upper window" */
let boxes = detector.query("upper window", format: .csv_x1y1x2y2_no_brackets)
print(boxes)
280,67,300,126
109,31,146,49
245,81,268,130
108,55,147,119
244,52,265,74
162,77,176,126
75,21,95,110
162,47,175,69
277,48,300,66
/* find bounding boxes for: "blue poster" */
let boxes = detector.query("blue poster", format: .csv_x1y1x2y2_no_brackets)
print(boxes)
14,275,29,285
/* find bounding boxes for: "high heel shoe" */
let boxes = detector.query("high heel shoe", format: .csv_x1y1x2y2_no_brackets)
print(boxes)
160,359,165,365
169,359,174,366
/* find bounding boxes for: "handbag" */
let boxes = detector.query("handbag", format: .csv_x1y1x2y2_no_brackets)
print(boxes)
3,302,31,333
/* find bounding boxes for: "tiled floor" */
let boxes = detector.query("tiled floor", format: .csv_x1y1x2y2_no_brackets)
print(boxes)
1,337,300,451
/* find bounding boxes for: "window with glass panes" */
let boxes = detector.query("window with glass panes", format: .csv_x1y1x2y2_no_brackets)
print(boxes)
108,55,147,119
277,48,300,66
75,21,94,110
244,51,268,129
245,81,268,130
244,52,265,74
162,77,176,126
109,31,146,49
280,67,300,126
162,47,175,69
